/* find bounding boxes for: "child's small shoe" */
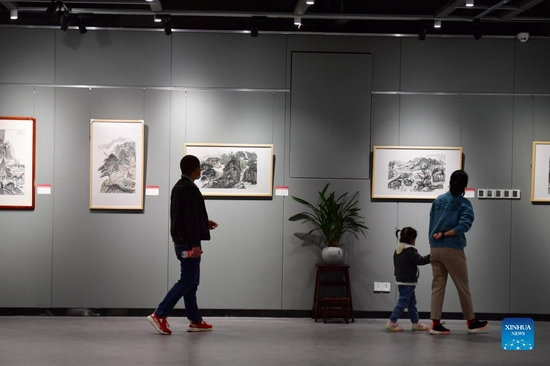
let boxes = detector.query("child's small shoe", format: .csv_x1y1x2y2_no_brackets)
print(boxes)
411,322,430,331
385,320,403,332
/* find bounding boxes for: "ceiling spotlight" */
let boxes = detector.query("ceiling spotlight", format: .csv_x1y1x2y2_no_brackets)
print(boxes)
418,25,426,41
434,20,441,28
472,19,482,40
46,0,57,16
466,0,474,7
251,21,259,38
154,15,162,23
164,19,172,36
472,21,482,40
294,16,301,28
60,11,70,31
10,9,18,20
78,18,87,34
54,1,65,22
306,0,315,4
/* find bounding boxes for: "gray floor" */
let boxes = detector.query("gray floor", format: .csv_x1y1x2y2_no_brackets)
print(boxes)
0,317,549,366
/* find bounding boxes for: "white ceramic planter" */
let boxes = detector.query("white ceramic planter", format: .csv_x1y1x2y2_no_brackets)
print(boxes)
321,246,344,264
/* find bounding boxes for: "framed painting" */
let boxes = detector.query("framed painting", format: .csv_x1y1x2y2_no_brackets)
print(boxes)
184,143,274,197
372,146,463,200
90,119,145,210
0,116,36,210
531,141,550,202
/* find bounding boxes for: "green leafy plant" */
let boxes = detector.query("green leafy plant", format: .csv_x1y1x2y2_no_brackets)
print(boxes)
289,183,368,247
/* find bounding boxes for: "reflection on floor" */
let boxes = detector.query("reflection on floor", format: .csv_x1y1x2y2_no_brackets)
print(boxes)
0,317,549,366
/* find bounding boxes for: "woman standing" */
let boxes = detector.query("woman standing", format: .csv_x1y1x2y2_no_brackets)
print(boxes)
428,170,488,335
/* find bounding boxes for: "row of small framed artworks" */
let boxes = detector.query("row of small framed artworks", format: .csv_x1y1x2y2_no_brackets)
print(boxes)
1,116,550,210
0,117,275,210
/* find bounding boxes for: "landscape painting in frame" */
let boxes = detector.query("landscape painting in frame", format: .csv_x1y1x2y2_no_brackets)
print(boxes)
531,141,550,202
90,119,144,210
372,146,462,200
184,143,274,197
0,116,36,210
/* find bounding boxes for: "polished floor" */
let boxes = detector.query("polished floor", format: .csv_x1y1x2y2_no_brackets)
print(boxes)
0,316,549,366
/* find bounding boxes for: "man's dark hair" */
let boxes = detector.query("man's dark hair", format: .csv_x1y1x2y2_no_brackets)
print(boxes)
180,155,200,176
450,170,468,196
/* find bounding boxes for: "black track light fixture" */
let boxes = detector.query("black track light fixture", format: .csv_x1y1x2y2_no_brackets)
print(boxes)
78,17,87,34
418,25,426,41
251,21,259,38
472,19,482,40
46,0,57,16
250,16,266,38
60,10,70,31
164,19,172,36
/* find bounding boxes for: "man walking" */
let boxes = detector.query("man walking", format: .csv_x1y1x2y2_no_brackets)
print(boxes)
147,155,218,334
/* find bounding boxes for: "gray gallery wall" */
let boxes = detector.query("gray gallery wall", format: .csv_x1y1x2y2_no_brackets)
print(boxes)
1,27,550,316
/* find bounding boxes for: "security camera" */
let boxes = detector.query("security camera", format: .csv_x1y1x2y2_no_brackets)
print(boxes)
518,32,529,43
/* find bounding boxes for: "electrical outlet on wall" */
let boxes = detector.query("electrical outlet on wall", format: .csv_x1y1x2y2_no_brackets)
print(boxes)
374,282,391,293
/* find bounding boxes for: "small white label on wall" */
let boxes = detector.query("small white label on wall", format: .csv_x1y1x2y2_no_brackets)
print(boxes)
146,186,160,196
275,186,289,196
465,187,475,198
37,184,51,195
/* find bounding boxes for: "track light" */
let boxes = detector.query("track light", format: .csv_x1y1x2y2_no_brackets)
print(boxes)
294,16,301,28
472,19,482,40
46,0,57,16
306,0,315,4
163,19,172,36
434,20,441,28
78,17,87,34
251,21,259,37
60,11,70,31
54,1,65,22
154,15,162,23
466,0,474,7
418,25,426,40
10,9,18,20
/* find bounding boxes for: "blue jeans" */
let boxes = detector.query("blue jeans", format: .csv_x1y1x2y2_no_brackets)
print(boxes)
155,243,202,322
390,285,419,323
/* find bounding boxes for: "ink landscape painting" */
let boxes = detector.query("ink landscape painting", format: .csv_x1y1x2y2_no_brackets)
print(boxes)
372,146,462,200
185,143,274,197
0,128,27,196
90,120,144,209
0,117,35,209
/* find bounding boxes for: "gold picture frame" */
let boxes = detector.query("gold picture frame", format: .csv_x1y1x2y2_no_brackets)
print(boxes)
531,141,550,202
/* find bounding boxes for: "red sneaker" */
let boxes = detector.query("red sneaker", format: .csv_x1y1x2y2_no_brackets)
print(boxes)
188,320,213,332
147,312,172,335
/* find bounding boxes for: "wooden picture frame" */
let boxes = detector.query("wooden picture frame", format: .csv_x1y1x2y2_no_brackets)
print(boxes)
531,141,550,202
184,143,274,197
90,119,145,210
0,116,36,210
372,146,463,200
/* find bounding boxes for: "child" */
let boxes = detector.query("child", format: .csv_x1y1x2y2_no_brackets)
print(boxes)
385,227,431,332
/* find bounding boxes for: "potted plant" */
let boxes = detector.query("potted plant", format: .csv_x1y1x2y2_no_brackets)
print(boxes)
289,183,368,264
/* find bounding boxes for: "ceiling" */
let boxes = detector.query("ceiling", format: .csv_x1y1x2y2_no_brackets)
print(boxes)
1,0,550,38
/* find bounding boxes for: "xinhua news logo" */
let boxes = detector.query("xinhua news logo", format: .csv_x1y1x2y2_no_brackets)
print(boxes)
502,318,534,351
